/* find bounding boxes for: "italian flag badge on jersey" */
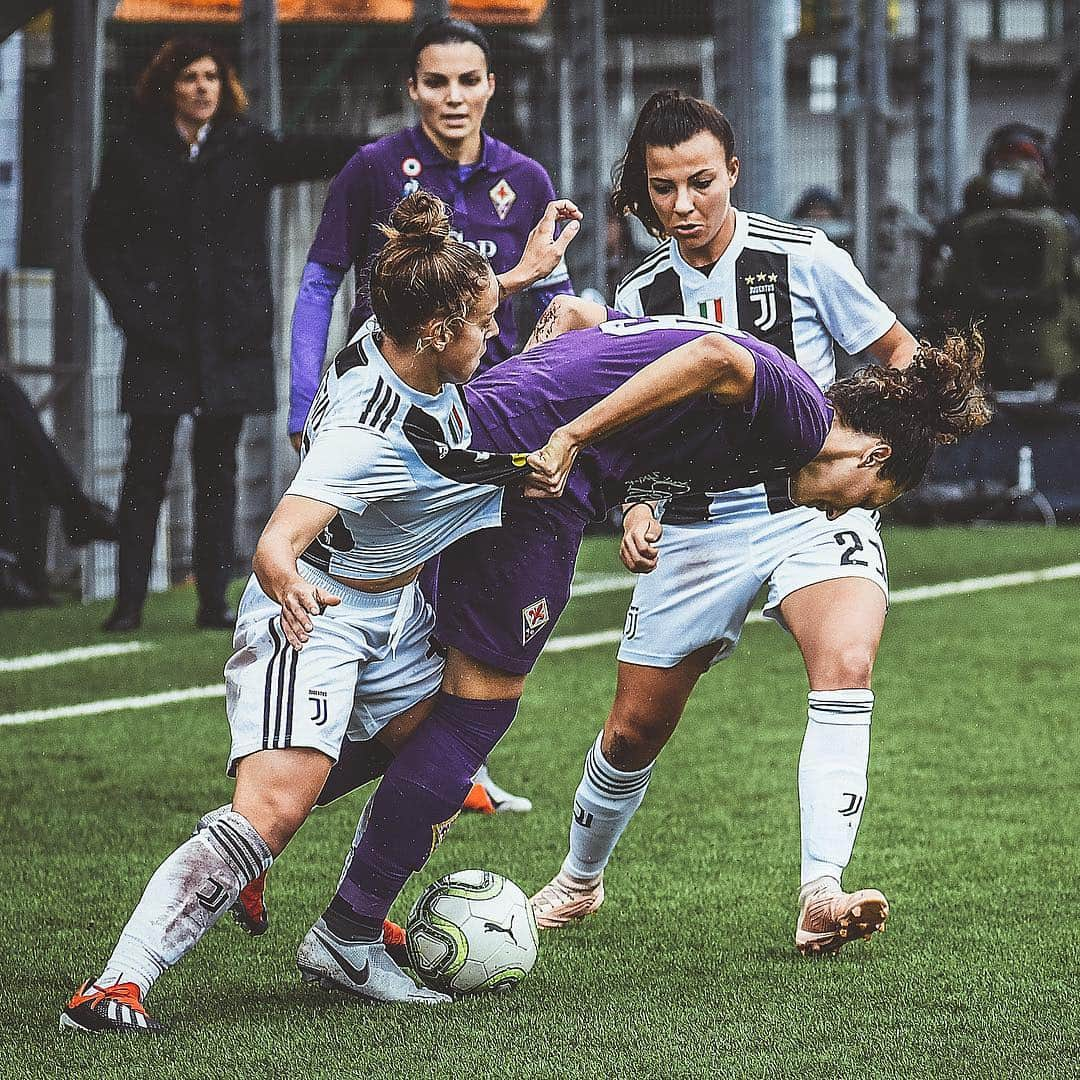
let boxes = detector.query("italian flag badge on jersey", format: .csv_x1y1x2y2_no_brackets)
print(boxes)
698,298,723,322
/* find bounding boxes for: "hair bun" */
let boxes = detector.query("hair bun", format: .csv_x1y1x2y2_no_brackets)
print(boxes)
387,191,451,253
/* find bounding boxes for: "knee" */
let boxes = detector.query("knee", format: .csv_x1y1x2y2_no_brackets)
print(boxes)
809,642,876,690
602,708,670,771
233,780,313,855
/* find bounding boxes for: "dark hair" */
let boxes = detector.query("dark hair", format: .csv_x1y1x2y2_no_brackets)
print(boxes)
409,17,492,76
981,122,1052,179
370,191,491,346
135,37,247,119
827,329,992,491
791,185,842,219
612,90,737,239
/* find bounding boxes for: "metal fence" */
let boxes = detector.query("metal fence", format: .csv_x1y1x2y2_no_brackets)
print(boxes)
2,0,1075,598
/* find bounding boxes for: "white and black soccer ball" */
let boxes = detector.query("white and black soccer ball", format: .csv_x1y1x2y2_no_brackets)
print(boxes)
406,869,539,995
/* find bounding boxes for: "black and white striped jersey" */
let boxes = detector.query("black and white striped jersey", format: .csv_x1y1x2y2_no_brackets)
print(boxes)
614,209,896,392
287,322,509,580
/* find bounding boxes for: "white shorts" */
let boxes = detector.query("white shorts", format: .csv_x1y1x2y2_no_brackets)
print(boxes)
224,563,443,775
617,501,889,670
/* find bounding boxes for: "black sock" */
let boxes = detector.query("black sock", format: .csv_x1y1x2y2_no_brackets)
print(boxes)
323,896,383,942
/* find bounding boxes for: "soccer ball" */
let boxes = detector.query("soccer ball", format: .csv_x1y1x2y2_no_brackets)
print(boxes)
406,869,539,995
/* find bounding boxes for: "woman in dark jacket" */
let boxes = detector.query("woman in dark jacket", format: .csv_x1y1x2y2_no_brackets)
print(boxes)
86,37,357,630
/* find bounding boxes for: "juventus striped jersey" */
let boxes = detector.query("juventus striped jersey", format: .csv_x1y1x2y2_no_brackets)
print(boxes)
289,322,522,580
613,210,895,393
613,209,895,521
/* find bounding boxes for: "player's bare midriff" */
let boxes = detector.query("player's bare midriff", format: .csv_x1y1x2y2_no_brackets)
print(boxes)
329,564,424,593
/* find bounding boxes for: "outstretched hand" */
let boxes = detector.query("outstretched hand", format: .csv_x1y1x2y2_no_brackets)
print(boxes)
524,427,579,498
511,200,582,291
620,504,662,573
277,580,342,650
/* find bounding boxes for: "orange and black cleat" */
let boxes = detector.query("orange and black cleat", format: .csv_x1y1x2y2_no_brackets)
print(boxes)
461,783,496,814
232,871,269,936
60,980,164,1035
383,918,410,967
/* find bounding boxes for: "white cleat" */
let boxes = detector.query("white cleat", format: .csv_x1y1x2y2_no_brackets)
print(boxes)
795,876,890,956
297,919,451,1004
530,870,605,930
474,764,533,813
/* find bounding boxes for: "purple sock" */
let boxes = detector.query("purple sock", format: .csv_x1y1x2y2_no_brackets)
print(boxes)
334,693,519,923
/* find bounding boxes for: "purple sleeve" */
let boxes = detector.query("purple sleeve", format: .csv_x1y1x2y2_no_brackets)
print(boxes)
522,279,576,324
289,260,345,435
745,343,832,465
306,150,373,271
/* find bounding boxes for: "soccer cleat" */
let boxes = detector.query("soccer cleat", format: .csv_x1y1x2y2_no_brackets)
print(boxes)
470,764,533,814
297,918,451,1004
530,869,605,930
60,980,164,1035
462,783,496,814
795,876,890,956
232,872,269,936
382,918,410,968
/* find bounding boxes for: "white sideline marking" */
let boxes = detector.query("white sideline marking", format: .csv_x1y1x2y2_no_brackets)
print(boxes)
1,561,1079,727
0,641,155,673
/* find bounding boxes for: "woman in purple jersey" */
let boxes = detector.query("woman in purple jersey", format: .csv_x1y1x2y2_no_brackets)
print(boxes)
279,199,990,1007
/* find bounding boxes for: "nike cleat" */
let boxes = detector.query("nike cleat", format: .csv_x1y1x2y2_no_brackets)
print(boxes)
232,872,269,936
60,980,164,1035
469,764,533,814
297,918,450,1004
795,876,890,956
530,870,605,930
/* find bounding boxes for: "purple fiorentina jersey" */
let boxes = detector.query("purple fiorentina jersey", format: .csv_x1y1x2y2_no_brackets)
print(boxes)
463,316,832,521
437,316,832,675
307,125,572,368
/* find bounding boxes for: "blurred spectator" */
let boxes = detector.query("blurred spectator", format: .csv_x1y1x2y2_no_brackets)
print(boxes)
920,124,1080,398
0,373,116,608
791,185,842,222
85,38,358,632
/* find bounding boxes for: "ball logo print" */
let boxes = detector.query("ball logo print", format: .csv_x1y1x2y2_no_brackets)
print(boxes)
406,870,539,995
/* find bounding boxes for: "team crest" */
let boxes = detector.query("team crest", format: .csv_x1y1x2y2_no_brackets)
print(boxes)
624,604,639,640
401,156,423,178
489,177,517,221
743,271,779,332
522,597,550,644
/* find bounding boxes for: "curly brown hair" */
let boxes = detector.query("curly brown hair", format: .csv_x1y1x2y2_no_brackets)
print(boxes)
369,191,491,346
612,89,736,239
135,38,248,120
828,328,992,490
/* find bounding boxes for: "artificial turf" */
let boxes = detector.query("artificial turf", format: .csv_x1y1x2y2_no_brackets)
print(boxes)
2,526,1078,1079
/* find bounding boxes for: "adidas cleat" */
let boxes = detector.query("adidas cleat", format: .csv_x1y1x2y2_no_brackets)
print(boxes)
297,918,450,1004
60,980,164,1035
232,872,269,936
530,870,605,930
382,918,410,968
796,876,890,956
470,764,533,814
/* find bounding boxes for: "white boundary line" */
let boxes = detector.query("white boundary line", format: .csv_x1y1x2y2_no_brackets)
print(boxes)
1,561,1078,727
0,641,155,673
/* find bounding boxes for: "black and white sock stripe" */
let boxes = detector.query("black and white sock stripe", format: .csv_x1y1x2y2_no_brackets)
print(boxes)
262,618,299,753
585,738,653,799
808,692,874,723
205,815,271,881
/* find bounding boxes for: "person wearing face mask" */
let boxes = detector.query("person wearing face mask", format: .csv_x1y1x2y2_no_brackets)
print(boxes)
85,38,359,633
286,15,579,822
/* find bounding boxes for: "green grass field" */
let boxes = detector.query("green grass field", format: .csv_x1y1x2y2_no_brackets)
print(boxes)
3,526,1079,1079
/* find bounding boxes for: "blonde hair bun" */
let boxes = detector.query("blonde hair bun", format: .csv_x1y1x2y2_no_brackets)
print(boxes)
384,191,451,253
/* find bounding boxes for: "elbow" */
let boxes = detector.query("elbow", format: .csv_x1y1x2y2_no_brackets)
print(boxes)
701,335,747,396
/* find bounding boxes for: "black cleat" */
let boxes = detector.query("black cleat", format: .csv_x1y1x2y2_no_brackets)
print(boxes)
60,980,164,1035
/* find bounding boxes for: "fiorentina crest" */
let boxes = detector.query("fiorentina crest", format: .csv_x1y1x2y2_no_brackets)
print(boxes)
489,177,517,220
521,597,550,644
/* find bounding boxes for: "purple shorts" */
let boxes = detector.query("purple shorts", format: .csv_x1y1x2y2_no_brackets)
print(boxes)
434,496,587,675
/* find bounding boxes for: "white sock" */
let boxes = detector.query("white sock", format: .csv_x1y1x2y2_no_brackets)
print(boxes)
798,689,874,887
562,731,653,882
98,810,272,996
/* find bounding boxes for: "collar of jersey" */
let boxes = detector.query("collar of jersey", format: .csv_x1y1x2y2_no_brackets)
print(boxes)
669,208,749,281
409,123,501,174
360,326,452,405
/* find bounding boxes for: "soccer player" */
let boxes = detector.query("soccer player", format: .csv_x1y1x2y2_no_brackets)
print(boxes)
290,15,577,816
61,191,985,1030
531,90,920,955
